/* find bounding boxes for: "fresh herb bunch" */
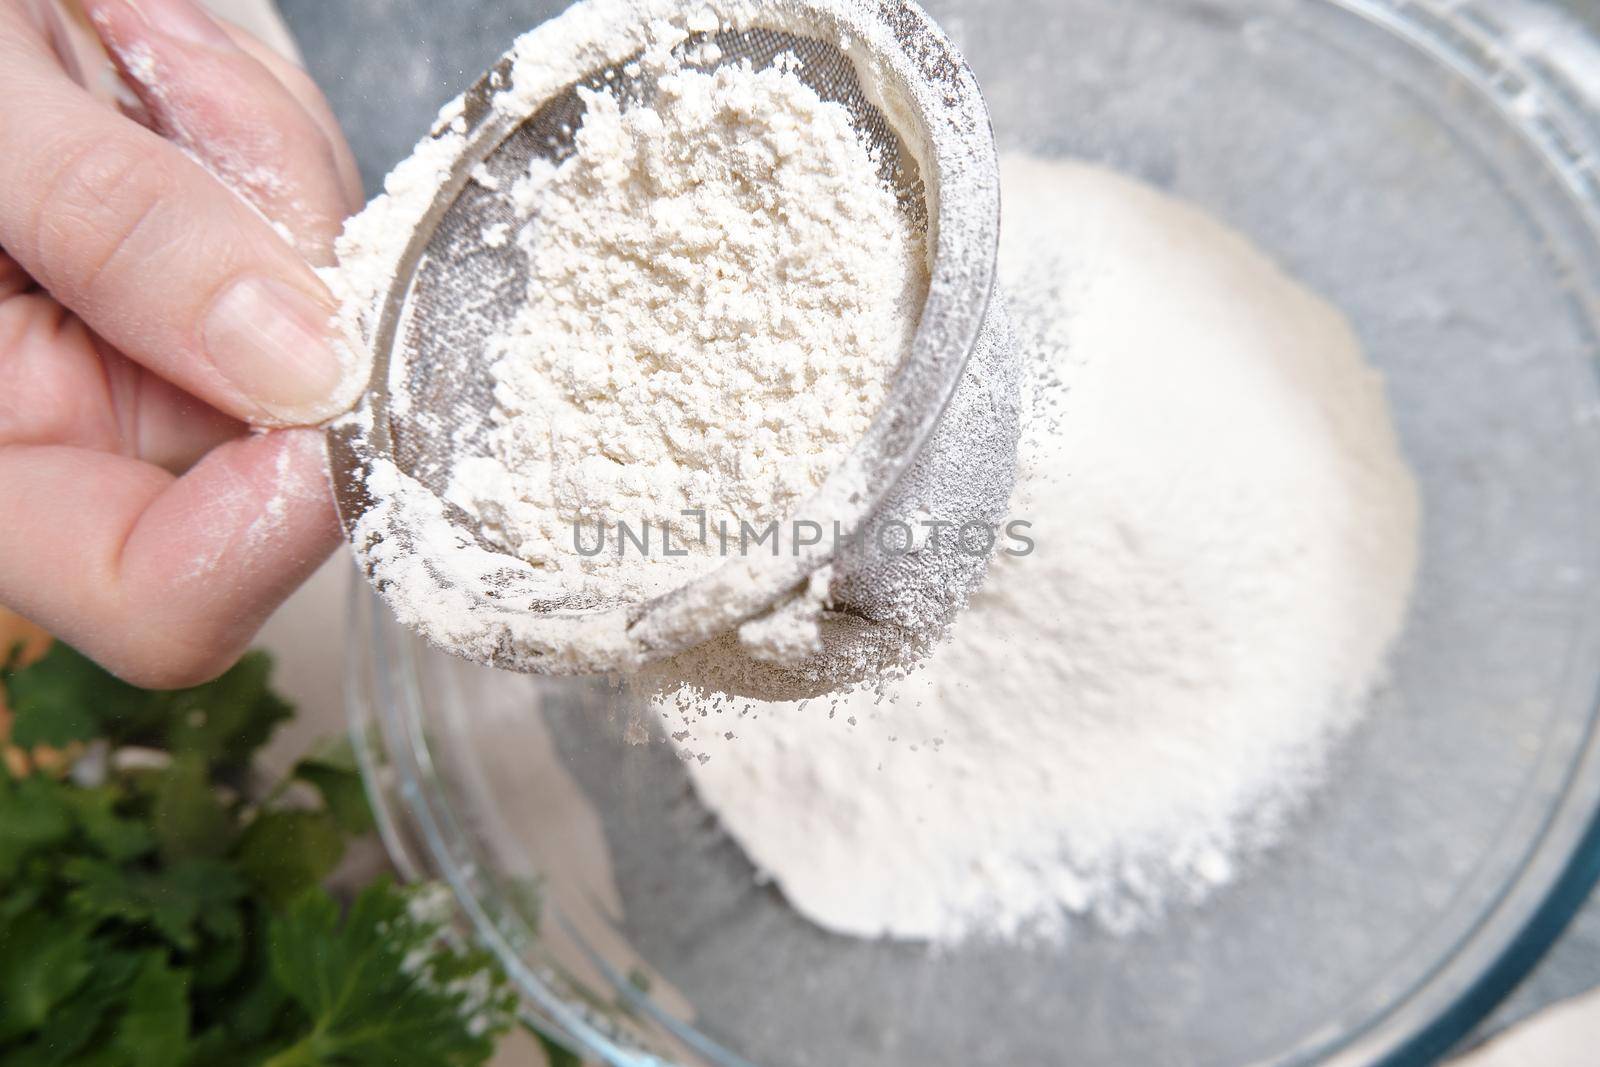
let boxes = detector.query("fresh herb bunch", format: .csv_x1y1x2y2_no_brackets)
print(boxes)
0,643,517,1067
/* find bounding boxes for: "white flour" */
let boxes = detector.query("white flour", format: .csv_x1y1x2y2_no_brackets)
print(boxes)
660,157,1422,942
448,43,925,606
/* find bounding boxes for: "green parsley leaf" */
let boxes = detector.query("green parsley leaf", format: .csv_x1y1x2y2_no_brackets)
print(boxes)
0,772,74,876
108,954,191,1064
64,857,245,955
8,950,143,1067
293,737,375,836
4,646,291,774
62,785,156,864
264,883,515,1067
153,754,232,863
0,643,514,1067
163,652,292,773
0,912,94,1043
189,900,249,991
532,1028,585,1067
3,645,144,750
233,811,344,911
198,927,295,1051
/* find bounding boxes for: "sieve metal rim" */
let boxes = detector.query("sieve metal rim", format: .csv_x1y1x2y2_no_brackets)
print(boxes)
330,0,1002,672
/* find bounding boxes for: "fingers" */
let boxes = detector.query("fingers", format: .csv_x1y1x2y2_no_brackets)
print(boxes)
0,10,366,429
85,0,353,264
97,344,248,472
0,283,244,472
0,430,340,688
0,3,357,687
221,23,365,213
0,251,34,301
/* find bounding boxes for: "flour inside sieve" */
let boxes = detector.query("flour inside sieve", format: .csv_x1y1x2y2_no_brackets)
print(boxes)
326,0,1011,697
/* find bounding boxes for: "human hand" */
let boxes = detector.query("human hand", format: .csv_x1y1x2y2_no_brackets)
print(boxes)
0,0,367,687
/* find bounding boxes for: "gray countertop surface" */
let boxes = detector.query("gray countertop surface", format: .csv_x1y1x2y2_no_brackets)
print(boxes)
273,0,1600,1057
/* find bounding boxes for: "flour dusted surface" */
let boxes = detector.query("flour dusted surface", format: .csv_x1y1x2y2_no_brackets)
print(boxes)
660,157,1422,942
448,39,926,605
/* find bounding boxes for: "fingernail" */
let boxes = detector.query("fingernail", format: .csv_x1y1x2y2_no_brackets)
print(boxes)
204,276,347,425
126,0,235,49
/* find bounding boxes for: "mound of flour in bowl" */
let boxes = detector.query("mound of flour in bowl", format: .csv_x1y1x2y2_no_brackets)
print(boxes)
448,37,927,606
656,156,1422,942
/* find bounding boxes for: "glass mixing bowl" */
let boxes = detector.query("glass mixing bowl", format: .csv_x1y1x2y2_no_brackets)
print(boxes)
345,0,1600,1063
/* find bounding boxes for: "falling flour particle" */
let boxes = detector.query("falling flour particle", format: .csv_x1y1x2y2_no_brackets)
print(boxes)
659,157,1422,942
448,39,926,608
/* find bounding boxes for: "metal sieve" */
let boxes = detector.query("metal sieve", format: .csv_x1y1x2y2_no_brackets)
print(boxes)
328,0,1011,687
